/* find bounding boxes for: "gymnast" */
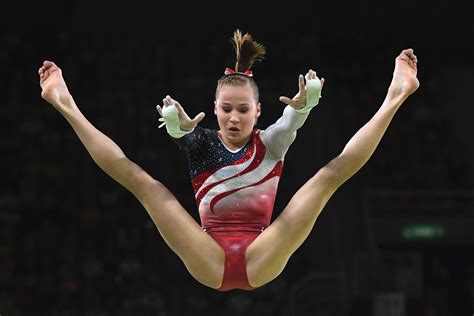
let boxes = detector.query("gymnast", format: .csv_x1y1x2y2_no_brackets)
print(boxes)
38,29,419,291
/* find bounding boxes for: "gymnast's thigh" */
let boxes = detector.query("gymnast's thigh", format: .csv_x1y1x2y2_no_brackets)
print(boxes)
245,226,294,288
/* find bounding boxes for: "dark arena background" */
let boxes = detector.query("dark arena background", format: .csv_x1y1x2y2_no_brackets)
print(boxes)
1,1,473,315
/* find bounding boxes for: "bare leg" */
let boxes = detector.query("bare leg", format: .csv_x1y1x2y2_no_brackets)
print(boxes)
246,49,420,287
38,61,224,288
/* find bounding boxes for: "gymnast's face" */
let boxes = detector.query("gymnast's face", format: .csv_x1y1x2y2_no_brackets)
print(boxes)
214,83,261,150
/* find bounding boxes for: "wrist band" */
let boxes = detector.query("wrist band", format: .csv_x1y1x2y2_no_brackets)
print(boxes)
295,77,322,114
159,104,193,138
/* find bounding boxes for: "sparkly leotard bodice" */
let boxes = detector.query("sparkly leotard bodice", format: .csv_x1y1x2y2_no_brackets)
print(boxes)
172,106,311,233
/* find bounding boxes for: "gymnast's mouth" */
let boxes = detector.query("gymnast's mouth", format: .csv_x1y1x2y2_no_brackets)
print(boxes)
228,127,240,132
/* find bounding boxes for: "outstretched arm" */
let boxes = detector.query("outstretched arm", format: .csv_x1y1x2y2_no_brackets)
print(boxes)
260,69,324,157
38,61,152,197
324,48,419,190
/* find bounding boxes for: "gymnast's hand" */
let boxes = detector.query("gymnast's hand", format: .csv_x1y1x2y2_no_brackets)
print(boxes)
279,69,325,110
156,95,205,132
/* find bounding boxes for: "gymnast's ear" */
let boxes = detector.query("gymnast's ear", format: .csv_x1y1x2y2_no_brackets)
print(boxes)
214,100,217,115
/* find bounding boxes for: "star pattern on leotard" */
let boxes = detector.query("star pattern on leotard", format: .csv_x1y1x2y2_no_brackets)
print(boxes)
184,127,253,179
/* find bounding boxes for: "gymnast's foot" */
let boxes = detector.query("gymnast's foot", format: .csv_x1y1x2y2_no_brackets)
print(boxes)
388,48,420,99
38,60,75,113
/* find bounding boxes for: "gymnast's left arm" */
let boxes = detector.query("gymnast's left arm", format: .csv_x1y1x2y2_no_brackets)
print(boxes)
260,69,324,157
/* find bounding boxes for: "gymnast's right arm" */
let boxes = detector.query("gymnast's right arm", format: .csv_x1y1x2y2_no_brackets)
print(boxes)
38,60,152,198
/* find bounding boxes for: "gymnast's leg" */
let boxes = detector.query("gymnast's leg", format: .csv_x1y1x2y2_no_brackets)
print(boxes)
246,48,420,287
38,60,224,288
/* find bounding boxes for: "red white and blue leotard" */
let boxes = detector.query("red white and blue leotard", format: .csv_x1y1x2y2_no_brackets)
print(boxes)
172,105,310,291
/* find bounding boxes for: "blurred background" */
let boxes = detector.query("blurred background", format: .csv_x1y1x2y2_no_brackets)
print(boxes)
1,1,473,315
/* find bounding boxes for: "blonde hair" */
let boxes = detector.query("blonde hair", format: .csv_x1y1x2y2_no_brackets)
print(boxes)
216,29,266,101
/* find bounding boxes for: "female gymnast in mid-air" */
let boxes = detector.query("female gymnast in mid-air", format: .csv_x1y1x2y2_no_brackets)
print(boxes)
38,30,419,291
